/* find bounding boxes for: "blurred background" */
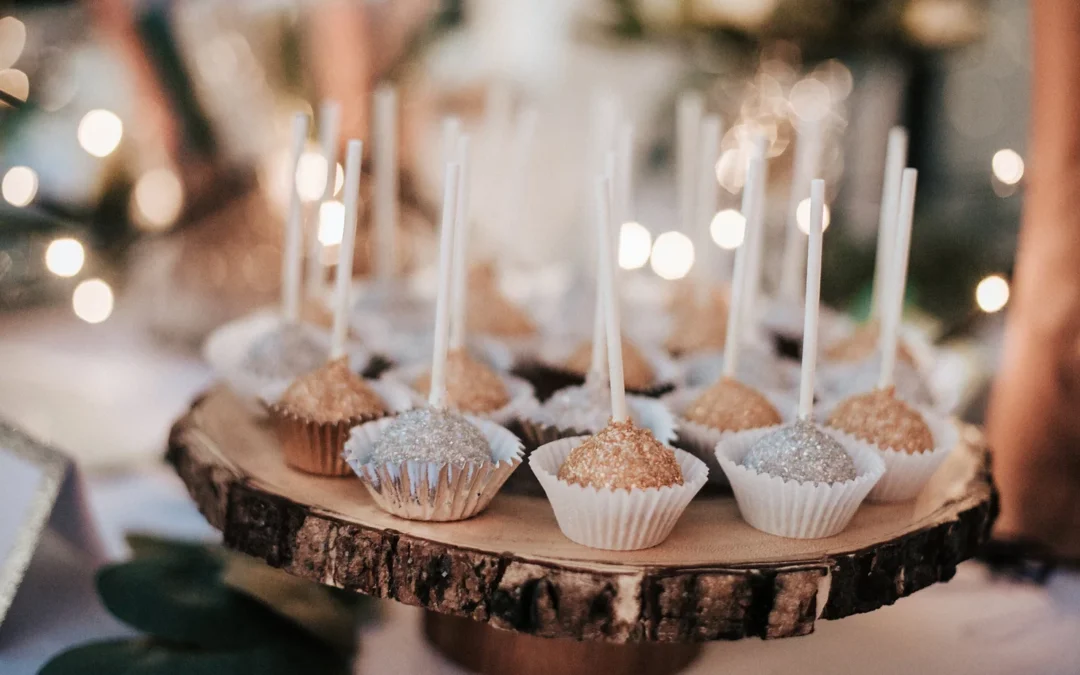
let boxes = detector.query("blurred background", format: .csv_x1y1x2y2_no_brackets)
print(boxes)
1,2,1058,673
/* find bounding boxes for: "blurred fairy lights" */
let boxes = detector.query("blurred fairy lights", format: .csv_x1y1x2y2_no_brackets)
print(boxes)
45,238,85,277
619,222,652,270
650,231,694,280
976,275,1009,313
710,209,746,249
72,278,114,324
991,149,1024,185
78,109,123,158
132,167,184,231
2,166,38,206
0,17,27,71
296,151,345,202
0,68,29,107
318,200,345,246
796,199,831,234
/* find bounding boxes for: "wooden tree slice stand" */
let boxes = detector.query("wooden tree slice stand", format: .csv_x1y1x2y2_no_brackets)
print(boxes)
168,387,996,675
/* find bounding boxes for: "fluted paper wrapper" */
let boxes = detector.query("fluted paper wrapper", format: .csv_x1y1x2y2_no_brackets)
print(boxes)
664,386,793,486
826,408,960,503
715,426,885,539
384,365,538,427
344,415,523,522
530,437,708,551
268,379,415,477
204,310,371,404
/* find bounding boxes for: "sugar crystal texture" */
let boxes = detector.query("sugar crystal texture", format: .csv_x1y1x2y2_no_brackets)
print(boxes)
370,407,491,465
742,420,857,484
558,419,683,490
827,387,934,454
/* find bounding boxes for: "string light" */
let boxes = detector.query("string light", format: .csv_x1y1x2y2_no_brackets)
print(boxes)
796,199,831,234
2,165,37,206
72,278,114,324
618,222,652,270
132,167,184,231
976,275,1009,313
710,209,746,249
295,151,328,202
78,110,123,158
650,231,694,280
45,238,85,278
991,149,1024,186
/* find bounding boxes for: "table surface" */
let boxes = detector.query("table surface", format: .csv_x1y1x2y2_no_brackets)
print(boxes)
1,310,1078,675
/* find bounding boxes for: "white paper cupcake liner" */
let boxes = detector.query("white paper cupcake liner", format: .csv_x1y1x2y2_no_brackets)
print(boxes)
529,436,708,551
664,385,794,485
203,309,371,404
825,407,960,503
344,414,523,521
382,364,538,427
715,425,885,539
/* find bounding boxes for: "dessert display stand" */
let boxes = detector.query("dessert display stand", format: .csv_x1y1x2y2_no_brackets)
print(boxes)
168,387,996,675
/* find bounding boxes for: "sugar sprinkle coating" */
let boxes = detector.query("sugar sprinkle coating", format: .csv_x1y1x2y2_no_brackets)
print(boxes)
280,357,386,423
370,407,491,465
742,420,857,484
827,387,934,454
558,419,683,490
684,377,781,432
244,322,328,379
413,349,511,413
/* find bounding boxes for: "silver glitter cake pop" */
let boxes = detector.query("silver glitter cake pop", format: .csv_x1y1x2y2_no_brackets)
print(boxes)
742,420,857,484
535,378,612,432
243,323,329,378
370,407,491,465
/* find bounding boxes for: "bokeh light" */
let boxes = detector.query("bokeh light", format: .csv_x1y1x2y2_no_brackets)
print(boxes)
296,151,329,201
991,149,1024,186
710,209,746,249
133,167,184,231
650,231,695,280
796,199,831,235
78,109,123,158
618,221,652,270
72,278,114,324
976,275,1009,313
2,165,38,207
0,68,29,107
45,238,85,278
0,17,27,71
318,200,345,245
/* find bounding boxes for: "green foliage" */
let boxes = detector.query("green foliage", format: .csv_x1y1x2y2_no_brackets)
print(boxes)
39,535,375,675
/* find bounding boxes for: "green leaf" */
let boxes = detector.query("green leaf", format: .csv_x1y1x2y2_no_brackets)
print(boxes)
96,553,295,649
39,637,350,675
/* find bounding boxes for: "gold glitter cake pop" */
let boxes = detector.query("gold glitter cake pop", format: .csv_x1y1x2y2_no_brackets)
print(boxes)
825,321,916,364
465,263,538,337
665,288,728,356
278,358,386,423
558,419,683,490
565,336,655,391
413,349,511,414
684,377,782,432
827,386,933,454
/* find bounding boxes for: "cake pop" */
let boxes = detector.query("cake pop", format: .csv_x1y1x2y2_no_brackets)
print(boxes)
741,419,856,483
684,377,781,432
664,288,728,356
827,387,933,454
565,336,655,391
412,349,510,414
558,419,683,490
277,357,385,423
825,321,916,365
370,407,490,465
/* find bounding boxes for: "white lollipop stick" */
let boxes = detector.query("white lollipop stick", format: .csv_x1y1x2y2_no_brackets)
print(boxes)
616,122,634,226
871,127,908,320
441,117,461,191
306,100,342,300
742,135,770,334
722,152,763,379
677,91,704,237
878,168,918,390
594,175,627,422
282,113,309,323
798,179,826,420
778,118,822,302
373,85,398,282
429,162,461,409
695,115,722,298
450,135,472,351
589,153,617,380
331,140,363,359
